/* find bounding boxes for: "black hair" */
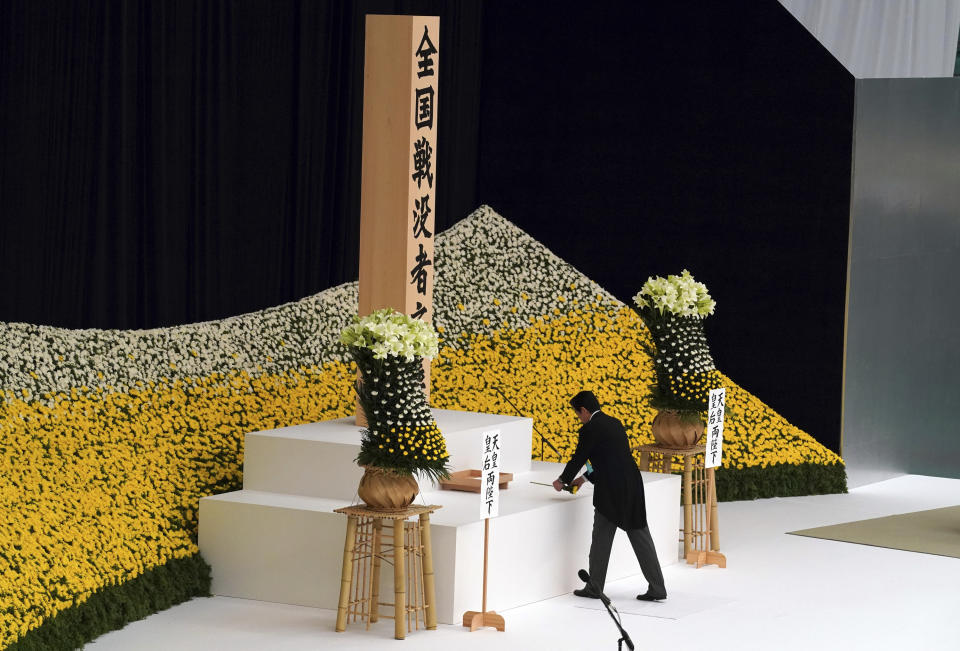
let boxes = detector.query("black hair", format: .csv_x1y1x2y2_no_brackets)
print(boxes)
570,390,601,413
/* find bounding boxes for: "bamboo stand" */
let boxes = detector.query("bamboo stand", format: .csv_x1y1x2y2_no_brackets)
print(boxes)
636,444,726,569
334,504,440,639
462,518,506,632
686,465,726,568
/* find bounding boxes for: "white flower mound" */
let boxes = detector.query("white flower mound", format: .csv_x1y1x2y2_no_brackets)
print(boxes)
0,205,621,400
433,205,621,339
0,283,359,399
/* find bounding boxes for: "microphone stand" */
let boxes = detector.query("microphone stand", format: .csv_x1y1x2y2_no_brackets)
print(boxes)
581,571,635,650
486,342,569,460
493,386,565,460
601,597,634,651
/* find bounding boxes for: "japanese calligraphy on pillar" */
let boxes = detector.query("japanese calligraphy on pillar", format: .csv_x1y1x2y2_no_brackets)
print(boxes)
705,388,726,469
357,15,439,415
408,21,438,322
480,429,502,519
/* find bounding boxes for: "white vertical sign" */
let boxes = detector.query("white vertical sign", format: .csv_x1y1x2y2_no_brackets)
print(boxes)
705,388,726,469
481,429,502,519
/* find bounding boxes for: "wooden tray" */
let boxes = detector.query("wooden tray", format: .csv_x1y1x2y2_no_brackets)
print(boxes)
438,469,513,493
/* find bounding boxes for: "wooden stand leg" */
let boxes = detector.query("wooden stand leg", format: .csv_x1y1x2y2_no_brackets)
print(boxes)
704,467,727,568
465,610,506,632
682,455,693,558
462,518,506,632
393,519,406,640
419,513,438,630
708,467,720,551
336,515,358,632
482,518,488,614
370,519,382,623
687,549,727,569
684,464,727,569
639,450,650,471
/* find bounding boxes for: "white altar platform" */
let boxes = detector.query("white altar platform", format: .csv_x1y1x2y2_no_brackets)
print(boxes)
198,409,681,625
241,409,534,501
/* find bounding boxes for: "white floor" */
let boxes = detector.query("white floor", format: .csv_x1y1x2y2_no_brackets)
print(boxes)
85,474,960,651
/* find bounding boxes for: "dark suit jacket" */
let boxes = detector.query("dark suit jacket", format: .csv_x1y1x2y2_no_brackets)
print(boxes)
559,411,647,529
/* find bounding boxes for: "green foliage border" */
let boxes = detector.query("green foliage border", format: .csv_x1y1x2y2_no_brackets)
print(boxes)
6,554,211,651
715,462,848,502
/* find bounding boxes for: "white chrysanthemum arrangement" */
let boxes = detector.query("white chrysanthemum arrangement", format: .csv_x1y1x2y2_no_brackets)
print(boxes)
339,309,449,481
633,270,721,414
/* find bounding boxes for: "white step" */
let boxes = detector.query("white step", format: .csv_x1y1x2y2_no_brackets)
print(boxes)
199,462,680,626
242,409,534,501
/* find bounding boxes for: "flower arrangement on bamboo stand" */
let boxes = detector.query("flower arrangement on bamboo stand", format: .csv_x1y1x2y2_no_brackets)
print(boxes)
632,270,724,448
340,309,451,509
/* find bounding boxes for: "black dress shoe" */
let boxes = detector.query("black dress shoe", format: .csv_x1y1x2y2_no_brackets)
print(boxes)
573,587,601,599
636,591,667,601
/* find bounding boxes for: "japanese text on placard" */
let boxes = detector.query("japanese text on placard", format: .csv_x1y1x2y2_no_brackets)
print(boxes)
481,429,501,519
705,388,725,469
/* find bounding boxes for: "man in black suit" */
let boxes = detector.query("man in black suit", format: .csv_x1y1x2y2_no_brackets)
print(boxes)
553,390,667,602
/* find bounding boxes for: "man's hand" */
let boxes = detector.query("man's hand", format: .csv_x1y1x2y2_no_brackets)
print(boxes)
572,475,587,488
552,479,564,492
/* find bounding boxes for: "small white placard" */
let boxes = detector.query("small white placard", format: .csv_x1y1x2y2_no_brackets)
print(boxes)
480,428,502,519
705,388,726,469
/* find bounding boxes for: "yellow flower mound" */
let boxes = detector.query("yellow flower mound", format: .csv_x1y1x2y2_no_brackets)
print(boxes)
430,305,841,471
0,364,355,649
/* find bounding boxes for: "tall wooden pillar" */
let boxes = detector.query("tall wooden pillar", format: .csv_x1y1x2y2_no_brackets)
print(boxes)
357,14,439,414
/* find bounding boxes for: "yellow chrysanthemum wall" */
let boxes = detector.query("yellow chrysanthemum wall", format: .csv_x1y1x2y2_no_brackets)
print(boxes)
0,205,844,649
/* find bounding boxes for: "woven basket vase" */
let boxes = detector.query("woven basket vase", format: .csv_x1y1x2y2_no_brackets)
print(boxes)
651,410,705,449
357,466,420,510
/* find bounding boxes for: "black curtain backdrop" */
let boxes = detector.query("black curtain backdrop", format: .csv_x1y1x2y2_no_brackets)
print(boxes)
0,0,482,328
2,1,853,453
477,1,854,452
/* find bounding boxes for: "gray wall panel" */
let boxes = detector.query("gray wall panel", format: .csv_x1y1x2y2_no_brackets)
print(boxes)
844,78,960,485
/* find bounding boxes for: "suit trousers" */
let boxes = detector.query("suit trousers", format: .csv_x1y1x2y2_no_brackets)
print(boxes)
589,509,666,596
